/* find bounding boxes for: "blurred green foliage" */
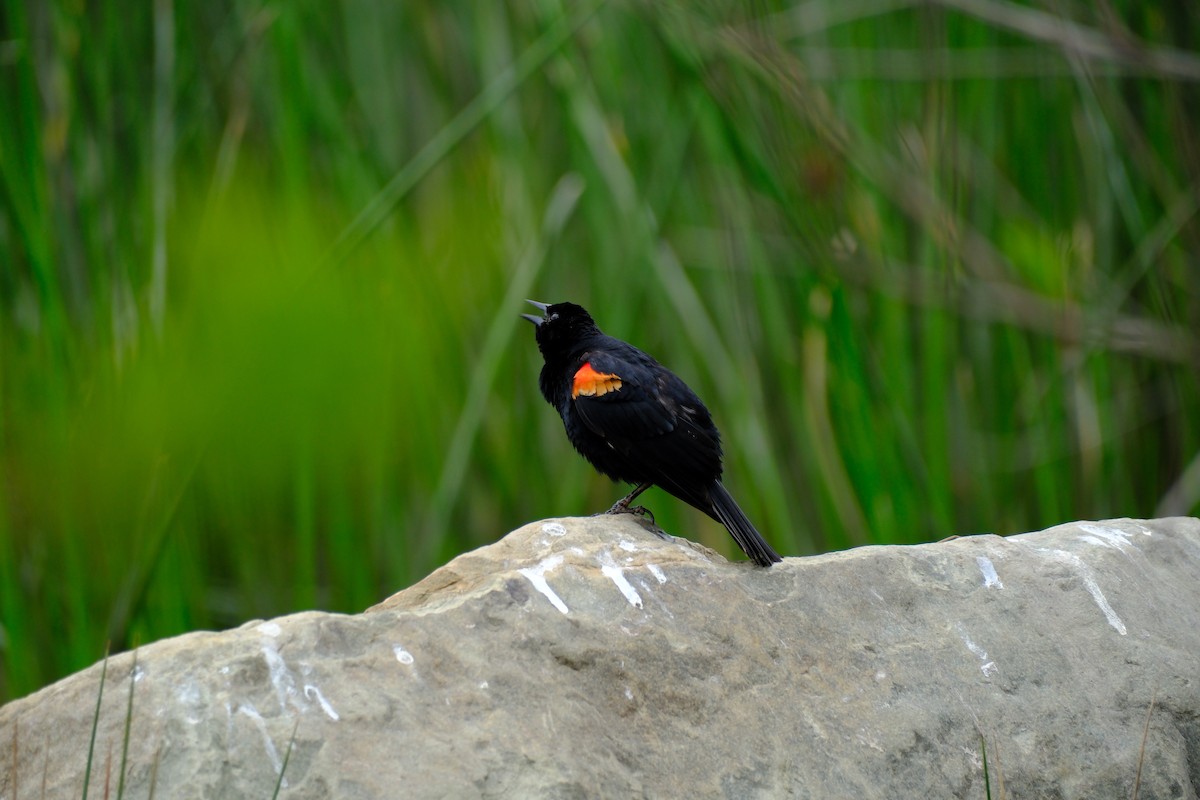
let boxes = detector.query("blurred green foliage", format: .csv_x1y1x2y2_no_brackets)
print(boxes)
2,0,1198,701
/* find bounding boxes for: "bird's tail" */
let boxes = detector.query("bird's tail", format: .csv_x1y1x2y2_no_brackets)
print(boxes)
707,480,782,567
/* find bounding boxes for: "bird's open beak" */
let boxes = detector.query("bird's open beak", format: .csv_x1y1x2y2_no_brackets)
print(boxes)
521,299,549,326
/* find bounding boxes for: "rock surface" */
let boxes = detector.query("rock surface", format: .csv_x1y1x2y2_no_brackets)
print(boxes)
2,516,1199,799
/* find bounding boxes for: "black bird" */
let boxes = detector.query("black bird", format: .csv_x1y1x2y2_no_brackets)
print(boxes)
522,300,781,567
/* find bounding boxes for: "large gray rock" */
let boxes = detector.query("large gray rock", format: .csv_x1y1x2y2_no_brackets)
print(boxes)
1,516,1198,799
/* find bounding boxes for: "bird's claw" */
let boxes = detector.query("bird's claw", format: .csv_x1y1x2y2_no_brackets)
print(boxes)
604,502,656,525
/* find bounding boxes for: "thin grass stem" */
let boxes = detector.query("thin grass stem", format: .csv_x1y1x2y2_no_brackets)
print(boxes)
81,648,110,800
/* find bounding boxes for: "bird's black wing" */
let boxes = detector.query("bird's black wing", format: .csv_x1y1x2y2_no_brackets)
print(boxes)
572,351,723,481
570,351,676,445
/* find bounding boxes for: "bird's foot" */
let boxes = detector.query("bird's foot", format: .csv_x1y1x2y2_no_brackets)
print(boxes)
603,501,656,525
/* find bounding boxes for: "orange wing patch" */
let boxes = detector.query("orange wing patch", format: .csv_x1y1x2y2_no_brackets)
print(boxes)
572,361,623,399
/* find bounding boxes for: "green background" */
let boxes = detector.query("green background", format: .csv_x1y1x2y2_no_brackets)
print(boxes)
2,0,1198,702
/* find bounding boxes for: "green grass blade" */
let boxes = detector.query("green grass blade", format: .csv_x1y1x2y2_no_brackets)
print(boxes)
271,719,301,800
80,647,109,800
116,649,137,799
320,0,606,268
980,734,991,800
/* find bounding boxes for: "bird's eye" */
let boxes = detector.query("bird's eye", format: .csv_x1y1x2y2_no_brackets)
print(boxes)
549,313,559,322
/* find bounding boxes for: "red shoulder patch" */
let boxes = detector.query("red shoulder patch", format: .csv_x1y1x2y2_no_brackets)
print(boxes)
572,361,623,399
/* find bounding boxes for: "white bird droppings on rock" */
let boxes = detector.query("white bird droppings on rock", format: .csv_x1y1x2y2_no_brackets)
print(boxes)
256,621,281,637
518,555,569,615
1078,522,1148,553
975,556,1003,588
1045,548,1127,635
601,564,643,609
304,684,339,721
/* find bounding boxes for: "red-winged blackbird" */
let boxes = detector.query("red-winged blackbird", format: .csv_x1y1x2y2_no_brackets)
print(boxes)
522,300,782,567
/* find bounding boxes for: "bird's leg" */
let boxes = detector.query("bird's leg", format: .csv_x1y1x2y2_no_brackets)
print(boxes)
605,482,655,523
608,482,650,512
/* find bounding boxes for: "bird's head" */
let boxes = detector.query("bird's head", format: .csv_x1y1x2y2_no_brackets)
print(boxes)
522,300,601,357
